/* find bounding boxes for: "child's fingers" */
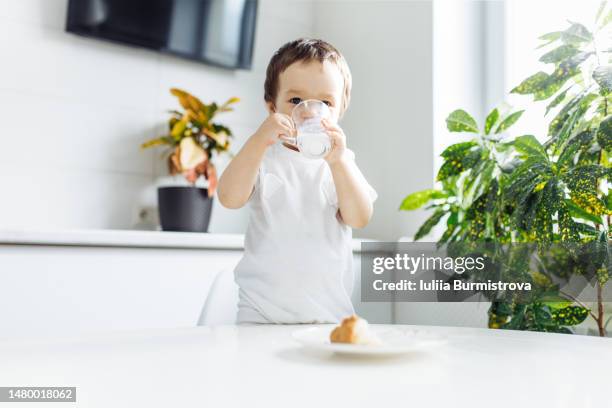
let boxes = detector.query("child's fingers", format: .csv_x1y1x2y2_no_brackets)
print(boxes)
327,128,348,150
326,130,345,149
324,128,344,142
278,121,296,137
286,125,297,137
321,119,344,135
278,120,297,142
279,115,296,132
287,119,297,134
278,134,296,143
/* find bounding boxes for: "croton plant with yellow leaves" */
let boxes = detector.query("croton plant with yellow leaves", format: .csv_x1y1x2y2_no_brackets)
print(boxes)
141,88,239,197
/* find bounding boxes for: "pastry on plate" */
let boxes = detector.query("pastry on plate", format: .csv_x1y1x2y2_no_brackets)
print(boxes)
330,314,382,345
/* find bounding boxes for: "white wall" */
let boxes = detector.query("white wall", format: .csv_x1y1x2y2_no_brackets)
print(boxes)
0,0,444,244
0,0,314,233
313,0,434,241
0,0,437,241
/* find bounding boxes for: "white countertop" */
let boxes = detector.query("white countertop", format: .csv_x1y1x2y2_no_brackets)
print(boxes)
0,229,374,252
0,324,608,407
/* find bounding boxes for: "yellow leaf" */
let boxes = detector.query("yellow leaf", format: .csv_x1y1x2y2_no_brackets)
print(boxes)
171,88,205,113
187,94,204,112
196,111,208,123
176,95,191,111
171,120,187,140
218,96,240,112
140,137,170,149
534,181,547,192
225,96,240,105
170,88,188,98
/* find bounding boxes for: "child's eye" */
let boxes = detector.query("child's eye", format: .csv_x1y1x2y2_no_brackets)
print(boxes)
289,97,302,105
322,100,332,107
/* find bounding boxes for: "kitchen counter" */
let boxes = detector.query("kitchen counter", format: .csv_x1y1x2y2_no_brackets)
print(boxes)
0,228,245,250
0,324,608,407
0,230,392,336
0,229,375,252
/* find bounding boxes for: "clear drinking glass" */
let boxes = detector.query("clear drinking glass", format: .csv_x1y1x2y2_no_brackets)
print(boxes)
285,99,332,159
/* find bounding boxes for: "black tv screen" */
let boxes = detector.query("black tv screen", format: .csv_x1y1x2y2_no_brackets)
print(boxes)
66,0,258,69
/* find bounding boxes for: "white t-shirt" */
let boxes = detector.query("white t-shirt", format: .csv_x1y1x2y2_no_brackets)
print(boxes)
234,142,377,324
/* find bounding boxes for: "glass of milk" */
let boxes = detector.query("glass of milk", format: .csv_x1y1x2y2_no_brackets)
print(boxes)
286,99,332,159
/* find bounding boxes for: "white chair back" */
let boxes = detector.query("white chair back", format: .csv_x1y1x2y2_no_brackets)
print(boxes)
197,267,239,326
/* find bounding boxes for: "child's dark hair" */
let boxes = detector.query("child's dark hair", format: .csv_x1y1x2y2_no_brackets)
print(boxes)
264,38,352,114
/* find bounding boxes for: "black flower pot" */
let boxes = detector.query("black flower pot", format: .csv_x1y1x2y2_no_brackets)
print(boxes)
158,186,213,232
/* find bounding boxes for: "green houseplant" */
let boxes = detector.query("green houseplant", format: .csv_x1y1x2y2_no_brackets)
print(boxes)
401,7,612,336
141,88,238,232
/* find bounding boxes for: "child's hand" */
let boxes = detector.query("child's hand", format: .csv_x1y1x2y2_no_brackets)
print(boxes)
253,113,296,147
322,118,347,165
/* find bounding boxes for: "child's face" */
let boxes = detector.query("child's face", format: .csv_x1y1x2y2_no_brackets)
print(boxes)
269,60,344,122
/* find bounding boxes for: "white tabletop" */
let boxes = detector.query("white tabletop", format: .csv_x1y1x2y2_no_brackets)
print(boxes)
0,324,609,408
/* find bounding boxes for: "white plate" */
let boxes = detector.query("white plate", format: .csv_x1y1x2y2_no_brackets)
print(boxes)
292,326,447,356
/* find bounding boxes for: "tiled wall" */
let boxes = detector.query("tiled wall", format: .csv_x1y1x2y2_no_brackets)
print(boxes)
0,0,314,232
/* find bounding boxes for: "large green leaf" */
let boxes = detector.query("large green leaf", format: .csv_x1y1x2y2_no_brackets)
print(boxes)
484,108,499,135
549,92,597,148
549,91,587,136
574,222,600,236
437,147,482,181
494,110,525,134
561,23,592,45
534,179,561,243
440,141,478,158
551,306,590,326
537,31,562,49
540,294,573,310
543,52,591,98
556,108,588,153
597,116,612,151
539,45,580,64
563,165,611,216
557,130,595,169
593,66,612,94
511,67,578,101
414,210,446,241
558,205,580,241
505,157,552,204
545,87,571,115
564,199,602,224
463,159,496,207
511,181,542,231
511,72,549,95
400,189,447,211
465,181,499,240
512,135,548,162
446,109,479,133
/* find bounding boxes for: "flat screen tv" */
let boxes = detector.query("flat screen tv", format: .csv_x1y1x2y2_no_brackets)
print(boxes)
66,0,258,69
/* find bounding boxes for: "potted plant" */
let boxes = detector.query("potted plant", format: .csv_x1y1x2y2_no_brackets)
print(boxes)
401,8,611,335
141,88,239,232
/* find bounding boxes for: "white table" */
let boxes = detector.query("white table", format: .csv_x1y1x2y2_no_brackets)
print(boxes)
0,324,610,408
